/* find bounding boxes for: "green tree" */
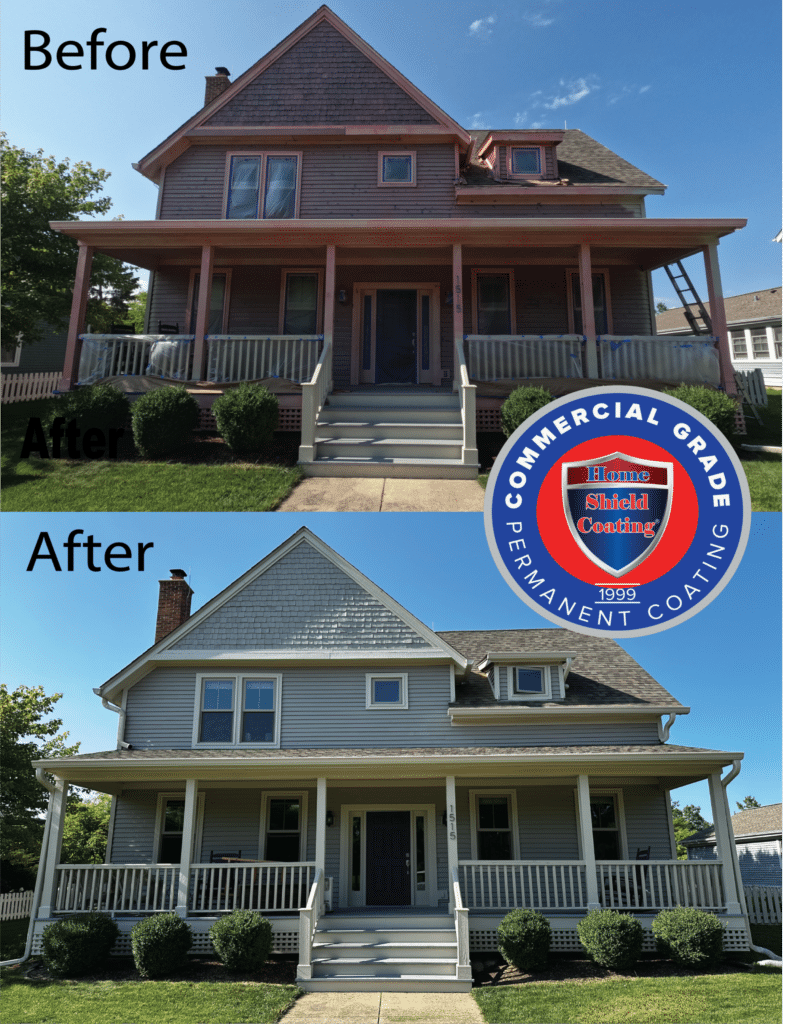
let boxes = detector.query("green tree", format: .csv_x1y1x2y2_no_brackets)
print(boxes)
0,684,79,867
61,794,112,864
127,290,148,333
1,133,140,345
655,301,668,313
672,800,711,859
736,795,761,811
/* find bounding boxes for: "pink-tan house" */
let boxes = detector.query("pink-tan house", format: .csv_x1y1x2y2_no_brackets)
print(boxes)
29,528,755,991
52,6,745,477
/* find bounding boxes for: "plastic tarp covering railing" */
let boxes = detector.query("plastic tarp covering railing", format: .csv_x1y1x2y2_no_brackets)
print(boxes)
597,335,720,385
466,335,584,381
206,335,323,384
76,335,192,385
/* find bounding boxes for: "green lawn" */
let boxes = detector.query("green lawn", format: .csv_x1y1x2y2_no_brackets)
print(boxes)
1,400,302,512
0,975,300,1024
473,970,782,1024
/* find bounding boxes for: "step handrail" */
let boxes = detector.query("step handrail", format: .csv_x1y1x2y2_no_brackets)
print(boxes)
297,867,324,981
451,866,471,981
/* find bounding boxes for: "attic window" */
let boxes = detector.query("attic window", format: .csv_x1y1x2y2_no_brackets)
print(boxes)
510,146,542,176
379,152,416,186
514,667,547,696
366,673,408,708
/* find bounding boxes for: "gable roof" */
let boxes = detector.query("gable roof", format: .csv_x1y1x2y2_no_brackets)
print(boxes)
682,802,782,846
135,6,471,182
656,287,782,333
98,528,466,700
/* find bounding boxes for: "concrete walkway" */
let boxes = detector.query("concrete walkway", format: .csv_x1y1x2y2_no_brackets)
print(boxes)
278,478,485,512
281,991,484,1024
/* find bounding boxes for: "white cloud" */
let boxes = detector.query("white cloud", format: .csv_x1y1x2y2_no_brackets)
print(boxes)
514,110,529,126
639,85,651,94
468,112,491,129
542,77,596,110
469,15,496,38
523,12,554,27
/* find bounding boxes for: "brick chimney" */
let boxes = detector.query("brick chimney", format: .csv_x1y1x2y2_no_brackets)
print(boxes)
205,67,231,105
155,570,193,644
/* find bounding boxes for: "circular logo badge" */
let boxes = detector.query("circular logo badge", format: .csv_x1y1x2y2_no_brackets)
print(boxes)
484,386,751,637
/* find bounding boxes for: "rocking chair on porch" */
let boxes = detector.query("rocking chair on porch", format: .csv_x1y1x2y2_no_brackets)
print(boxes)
601,847,650,909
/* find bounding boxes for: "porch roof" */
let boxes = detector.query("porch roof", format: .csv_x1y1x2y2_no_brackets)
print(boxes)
36,742,742,792
48,217,746,273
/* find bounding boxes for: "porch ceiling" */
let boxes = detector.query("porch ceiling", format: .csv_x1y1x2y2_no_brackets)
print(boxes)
49,217,746,273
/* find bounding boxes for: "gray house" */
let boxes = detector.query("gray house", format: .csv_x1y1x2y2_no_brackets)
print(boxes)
33,528,753,991
683,804,782,888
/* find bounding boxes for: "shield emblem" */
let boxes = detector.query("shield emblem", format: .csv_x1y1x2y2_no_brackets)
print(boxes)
562,452,673,577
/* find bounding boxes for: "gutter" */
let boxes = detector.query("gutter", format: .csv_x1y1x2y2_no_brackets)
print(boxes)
94,690,127,749
0,770,58,968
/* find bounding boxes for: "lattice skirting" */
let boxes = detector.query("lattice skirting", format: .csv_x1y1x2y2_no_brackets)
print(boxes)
195,408,302,432
470,922,750,953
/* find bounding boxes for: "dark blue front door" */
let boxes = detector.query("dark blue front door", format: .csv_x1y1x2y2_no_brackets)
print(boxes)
376,290,417,384
366,810,411,906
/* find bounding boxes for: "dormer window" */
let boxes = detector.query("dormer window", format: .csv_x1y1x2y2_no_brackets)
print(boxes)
225,153,301,219
510,146,542,177
379,152,416,186
513,666,547,696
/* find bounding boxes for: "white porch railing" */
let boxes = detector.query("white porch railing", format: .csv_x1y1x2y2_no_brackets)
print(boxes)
596,860,726,912
465,335,584,381
744,884,781,924
206,335,323,384
299,337,333,461
0,889,34,921
454,335,478,465
297,868,325,981
55,864,181,914
77,335,192,385
458,861,587,911
191,862,315,913
597,335,720,385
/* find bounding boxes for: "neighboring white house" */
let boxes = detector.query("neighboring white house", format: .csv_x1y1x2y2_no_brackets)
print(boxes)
682,803,782,887
656,287,781,387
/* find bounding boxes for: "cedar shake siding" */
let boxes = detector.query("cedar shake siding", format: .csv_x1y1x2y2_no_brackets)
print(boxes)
202,21,439,127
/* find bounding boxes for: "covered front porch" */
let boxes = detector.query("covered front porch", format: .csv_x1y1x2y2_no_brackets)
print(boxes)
51,217,744,475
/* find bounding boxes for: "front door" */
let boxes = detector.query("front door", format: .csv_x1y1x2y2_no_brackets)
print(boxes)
376,290,417,384
365,810,411,906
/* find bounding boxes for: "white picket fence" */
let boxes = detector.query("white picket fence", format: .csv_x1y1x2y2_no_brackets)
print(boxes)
0,890,34,921
1,372,61,404
735,368,768,408
744,884,781,924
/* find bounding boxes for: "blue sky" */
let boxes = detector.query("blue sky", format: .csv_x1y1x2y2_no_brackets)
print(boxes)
0,512,781,821
1,0,782,302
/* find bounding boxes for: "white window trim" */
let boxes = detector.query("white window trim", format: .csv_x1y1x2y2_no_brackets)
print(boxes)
152,792,206,864
365,672,408,709
471,268,517,335
565,267,613,336
278,268,325,334
510,664,552,701
509,145,546,179
1,340,22,367
258,790,309,862
468,789,520,860
378,151,417,187
573,787,629,860
729,329,748,360
222,151,303,219
185,268,232,334
192,672,282,748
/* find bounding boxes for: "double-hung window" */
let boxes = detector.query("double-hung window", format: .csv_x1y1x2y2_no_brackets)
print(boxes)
225,153,301,219
590,794,621,859
157,798,185,862
569,271,609,335
471,791,519,860
750,328,769,358
280,271,322,334
730,330,748,359
195,674,281,747
473,270,515,334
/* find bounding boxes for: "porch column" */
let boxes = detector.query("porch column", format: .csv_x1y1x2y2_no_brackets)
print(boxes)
37,781,68,919
577,243,599,379
445,776,459,911
191,245,214,381
323,244,335,380
702,243,737,394
707,771,743,914
175,778,198,918
59,244,94,390
453,243,478,465
576,775,601,911
315,777,327,876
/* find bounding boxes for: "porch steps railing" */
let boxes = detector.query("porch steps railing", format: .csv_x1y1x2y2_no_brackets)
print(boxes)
744,884,781,924
1,372,60,404
298,911,470,993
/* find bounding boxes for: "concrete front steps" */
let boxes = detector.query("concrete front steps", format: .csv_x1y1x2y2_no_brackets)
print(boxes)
301,392,478,478
299,911,471,993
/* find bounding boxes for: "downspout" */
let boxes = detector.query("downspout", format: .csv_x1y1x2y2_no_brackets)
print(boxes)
720,760,781,965
0,770,57,967
95,688,126,749
658,714,676,742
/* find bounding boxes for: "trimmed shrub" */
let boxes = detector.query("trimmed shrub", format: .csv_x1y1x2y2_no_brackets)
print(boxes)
130,912,193,978
48,384,130,441
209,909,273,972
497,909,552,972
664,385,738,442
652,907,723,968
577,909,644,972
41,912,119,977
212,383,280,454
131,387,198,457
500,386,554,437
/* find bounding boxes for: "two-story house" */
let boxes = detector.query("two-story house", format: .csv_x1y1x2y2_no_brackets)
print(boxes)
32,528,751,991
51,6,745,477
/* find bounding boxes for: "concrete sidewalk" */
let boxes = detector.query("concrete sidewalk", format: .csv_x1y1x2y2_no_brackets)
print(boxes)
278,478,485,512
281,990,484,1023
